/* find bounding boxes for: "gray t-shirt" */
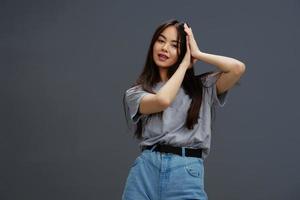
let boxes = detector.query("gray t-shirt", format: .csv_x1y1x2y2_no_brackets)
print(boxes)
124,71,229,159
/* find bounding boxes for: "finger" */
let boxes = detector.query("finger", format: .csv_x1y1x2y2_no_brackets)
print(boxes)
184,28,191,36
184,29,189,35
186,36,190,52
188,30,194,38
186,41,189,53
185,35,187,44
184,24,192,31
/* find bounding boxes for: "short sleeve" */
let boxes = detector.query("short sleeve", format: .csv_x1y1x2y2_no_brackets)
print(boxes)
202,71,229,107
124,85,150,124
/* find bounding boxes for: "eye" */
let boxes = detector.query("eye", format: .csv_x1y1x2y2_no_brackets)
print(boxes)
172,44,178,48
157,39,164,43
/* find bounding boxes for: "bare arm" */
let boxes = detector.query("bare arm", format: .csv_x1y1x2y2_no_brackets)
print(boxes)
195,51,246,94
139,64,189,114
139,35,192,115
182,23,246,95
156,64,189,105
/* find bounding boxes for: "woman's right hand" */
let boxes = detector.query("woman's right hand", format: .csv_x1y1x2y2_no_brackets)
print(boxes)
181,35,196,69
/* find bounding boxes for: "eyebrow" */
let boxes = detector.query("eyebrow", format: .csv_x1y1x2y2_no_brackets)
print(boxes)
159,34,179,43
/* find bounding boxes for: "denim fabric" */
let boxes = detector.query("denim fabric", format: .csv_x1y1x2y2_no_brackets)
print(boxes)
122,146,208,200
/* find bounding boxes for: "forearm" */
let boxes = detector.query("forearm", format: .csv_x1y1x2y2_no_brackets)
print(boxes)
195,51,245,72
157,64,188,106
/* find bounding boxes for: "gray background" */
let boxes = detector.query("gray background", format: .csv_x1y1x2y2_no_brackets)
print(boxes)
1,0,299,199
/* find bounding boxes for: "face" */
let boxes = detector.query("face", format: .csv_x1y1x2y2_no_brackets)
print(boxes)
153,25,180,69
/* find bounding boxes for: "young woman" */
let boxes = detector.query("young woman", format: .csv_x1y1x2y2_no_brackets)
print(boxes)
122,19,246,200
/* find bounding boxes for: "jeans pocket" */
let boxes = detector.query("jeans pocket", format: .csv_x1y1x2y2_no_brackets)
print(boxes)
184,161,203,178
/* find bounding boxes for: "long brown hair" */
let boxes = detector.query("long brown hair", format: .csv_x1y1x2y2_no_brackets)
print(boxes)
123,19,214,139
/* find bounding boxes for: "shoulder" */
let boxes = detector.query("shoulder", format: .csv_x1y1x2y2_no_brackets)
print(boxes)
196,71,222,87
124,84,151,102
125,84,143,94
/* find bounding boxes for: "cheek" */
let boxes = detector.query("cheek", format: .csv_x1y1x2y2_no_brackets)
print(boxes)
153,45,158,54
171,49,179,59
153,44,160,55
153,42,160,50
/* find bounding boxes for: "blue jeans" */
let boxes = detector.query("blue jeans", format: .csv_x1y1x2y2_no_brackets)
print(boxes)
122,145,208,200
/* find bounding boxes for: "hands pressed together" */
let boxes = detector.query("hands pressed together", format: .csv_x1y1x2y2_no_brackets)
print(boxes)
182,23,202,69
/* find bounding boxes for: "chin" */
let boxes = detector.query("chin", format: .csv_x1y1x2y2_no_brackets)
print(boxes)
156,63,171,69
154,59,173,68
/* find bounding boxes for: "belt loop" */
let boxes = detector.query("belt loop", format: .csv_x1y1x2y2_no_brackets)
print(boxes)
150,144,157,152
182,147,186,157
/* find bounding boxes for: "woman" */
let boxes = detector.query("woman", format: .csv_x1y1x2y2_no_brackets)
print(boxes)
122,19,246,200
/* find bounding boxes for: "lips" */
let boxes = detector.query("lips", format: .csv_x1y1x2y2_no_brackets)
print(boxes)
158,53,169,60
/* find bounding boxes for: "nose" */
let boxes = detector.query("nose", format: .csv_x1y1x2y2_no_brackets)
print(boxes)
162,43,169,52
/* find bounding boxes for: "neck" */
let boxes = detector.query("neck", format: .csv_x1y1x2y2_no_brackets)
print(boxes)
159,68,168,82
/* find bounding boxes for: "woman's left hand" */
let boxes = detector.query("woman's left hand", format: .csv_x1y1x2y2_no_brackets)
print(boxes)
184,23,201,60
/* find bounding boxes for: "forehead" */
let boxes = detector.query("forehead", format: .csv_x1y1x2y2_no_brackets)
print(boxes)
159,26,179,42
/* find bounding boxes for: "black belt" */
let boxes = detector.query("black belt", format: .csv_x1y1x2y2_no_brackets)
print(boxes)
141,143,203,158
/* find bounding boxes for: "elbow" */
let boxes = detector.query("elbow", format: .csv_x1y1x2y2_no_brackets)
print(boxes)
157,95,171,108
233,62,246,75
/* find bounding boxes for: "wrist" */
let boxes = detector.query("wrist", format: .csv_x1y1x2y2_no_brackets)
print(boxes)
195,50,203,60
179,62,190,70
